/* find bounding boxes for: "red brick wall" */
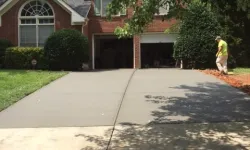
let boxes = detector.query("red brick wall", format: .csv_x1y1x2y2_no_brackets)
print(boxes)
0,0,176,69
87,1,127,35
147,18,177,32
87,0,175,35
87,0,176,68
133,35,141,68
0,0,82,46
88,15,176,34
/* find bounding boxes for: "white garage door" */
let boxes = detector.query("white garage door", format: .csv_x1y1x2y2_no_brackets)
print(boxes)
140,33,178,43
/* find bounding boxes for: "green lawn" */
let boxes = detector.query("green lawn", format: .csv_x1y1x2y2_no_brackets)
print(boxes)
0,70,67,111
230,68,250,74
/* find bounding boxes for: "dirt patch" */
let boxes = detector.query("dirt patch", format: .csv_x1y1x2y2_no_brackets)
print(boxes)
200,69,250,95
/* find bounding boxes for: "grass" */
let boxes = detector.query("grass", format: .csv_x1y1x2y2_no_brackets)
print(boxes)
0,70,67,111
230,68,250,75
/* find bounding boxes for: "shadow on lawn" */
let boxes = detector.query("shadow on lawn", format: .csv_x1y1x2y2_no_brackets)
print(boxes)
77,82,250,150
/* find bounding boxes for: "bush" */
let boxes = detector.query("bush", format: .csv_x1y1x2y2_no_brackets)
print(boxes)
0,39,12,67
4,47,47,69
173,2,222,69
228,55,237,69
44,29,88,70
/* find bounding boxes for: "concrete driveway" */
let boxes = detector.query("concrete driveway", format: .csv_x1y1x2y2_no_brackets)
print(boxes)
0,69,250,150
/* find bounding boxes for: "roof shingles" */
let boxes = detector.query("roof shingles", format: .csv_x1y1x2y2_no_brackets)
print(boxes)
64,0,91,17
0,0,7,6
0,0,91,17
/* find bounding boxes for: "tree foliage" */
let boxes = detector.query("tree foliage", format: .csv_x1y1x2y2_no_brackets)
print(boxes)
107,0,250,67
201,0,250,67
107,0,249,37
0,39,12,67
173,2,221,68
107,0,190,37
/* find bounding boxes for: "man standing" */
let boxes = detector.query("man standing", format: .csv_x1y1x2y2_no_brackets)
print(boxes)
215,36,228,75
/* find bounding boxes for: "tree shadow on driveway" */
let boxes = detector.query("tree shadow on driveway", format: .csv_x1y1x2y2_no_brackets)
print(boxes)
78,123,250,150
147,82,250,124
78,82,250,150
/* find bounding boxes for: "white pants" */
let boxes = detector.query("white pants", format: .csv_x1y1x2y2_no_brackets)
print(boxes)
216,55,228,73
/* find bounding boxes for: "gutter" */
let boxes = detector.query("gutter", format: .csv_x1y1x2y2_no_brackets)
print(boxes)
81,18,89,35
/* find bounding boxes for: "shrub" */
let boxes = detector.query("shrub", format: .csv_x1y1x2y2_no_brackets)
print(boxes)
4,47,47,69
228,55,237,69
173,2,222,69
0,39,12,67
44,29,88,70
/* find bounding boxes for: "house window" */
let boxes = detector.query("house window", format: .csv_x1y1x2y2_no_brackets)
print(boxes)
158,5,169,15
156,1,169,15
19,0,54,47
94,0,126,16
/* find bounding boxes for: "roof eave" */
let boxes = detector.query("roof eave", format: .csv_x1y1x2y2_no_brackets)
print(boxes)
0,0,13,15
0,0,18,26
0,0,86,26
54,0,85,25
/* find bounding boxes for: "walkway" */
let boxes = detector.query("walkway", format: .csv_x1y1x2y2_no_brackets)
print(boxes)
0,69,249,149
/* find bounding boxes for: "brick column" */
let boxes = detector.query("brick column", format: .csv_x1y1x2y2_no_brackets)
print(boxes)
82,22,93,70
133,35,141,68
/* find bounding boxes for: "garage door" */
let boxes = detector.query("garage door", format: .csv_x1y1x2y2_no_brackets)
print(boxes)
94,35,134,69
140,33,178,43
140,33,177,68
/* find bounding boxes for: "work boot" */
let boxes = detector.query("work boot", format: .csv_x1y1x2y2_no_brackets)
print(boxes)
223,71,228,75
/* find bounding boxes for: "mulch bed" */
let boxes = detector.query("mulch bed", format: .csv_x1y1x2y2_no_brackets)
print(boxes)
232,74,250,85
200,69,250,95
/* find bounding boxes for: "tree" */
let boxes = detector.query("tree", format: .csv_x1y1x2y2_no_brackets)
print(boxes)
0,39,12,68
106,0,191,37
201,0,250,67
173,1,221,69
107,0,250,67
107,0,250,37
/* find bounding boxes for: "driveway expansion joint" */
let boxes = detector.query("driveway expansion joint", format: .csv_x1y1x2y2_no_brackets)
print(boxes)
106,69,137,150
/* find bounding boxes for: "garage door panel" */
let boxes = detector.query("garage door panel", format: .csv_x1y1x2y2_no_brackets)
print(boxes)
140,34,178,43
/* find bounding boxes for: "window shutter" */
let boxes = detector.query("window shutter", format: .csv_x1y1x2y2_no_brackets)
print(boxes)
20,25,36,47
94,0,101,16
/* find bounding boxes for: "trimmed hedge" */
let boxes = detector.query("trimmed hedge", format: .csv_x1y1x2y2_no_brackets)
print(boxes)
4,47,47,69
44,29,88,70
173,2,222,69
0,39,12,68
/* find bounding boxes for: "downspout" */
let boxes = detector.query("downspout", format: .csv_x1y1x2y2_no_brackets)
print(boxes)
81,18,90,70
81,18,89,34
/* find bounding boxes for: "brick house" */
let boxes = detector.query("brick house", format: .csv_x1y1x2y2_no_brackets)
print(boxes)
0,0,177,69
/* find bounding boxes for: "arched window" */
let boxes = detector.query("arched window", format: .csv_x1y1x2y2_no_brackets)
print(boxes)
19,0,54,47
